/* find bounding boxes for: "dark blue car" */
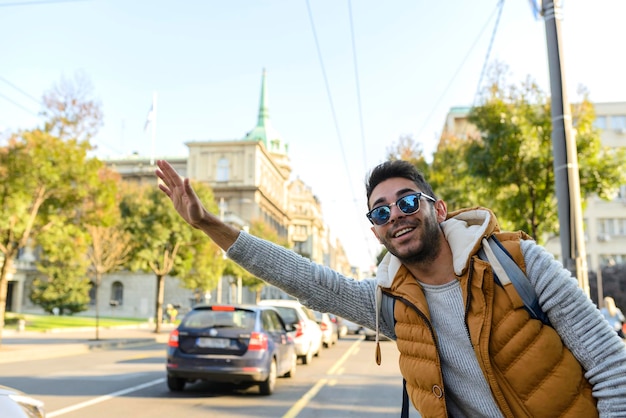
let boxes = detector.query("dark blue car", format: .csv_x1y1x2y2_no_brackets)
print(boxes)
166,304,297,395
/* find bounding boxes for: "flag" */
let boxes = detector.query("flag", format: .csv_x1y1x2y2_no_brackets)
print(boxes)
144,103,154,132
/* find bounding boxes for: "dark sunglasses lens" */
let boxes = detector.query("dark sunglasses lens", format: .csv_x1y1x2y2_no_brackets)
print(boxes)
371,207,391,225
398,194,420,214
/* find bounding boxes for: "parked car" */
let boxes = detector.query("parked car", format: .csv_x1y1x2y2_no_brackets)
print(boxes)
329,314,348,339
166,304,297,395
0,384,45,418
343,319,362,335
360,326,391,341
313,310,338,348
258,299,323,365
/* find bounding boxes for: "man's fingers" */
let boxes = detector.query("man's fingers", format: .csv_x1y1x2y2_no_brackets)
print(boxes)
157,160,183,188
158,183,172,198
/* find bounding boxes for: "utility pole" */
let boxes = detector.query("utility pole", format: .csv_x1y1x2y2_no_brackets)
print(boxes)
541,0,590,296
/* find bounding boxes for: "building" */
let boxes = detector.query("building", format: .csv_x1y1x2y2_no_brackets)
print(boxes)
5,69,361,319
440,102,626,272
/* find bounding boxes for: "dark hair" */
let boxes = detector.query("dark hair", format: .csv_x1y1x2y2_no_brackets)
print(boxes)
365,160,436,207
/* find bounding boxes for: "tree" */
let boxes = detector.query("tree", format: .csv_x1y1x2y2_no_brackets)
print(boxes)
0,129,102,344
120,181,220,333
30,219,91,315
41,71,103,142
386,134,429,175
173,182,223,306
465,67,625,241
80,165,132,340
86,224,132,340
0,74,106,344
428,135,480,212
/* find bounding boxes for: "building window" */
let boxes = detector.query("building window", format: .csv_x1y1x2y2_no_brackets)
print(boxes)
217,158,230,182
610,115,626,131
111,281,124,306
593,116,607,130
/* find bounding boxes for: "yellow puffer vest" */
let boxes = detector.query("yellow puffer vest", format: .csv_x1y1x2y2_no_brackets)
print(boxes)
382,231,597,418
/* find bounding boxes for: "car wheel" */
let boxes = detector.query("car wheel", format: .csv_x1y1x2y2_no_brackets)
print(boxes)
284,353,297,378
314,339,322,357
167,375,186,392
301,345,313,365
259,358,277,396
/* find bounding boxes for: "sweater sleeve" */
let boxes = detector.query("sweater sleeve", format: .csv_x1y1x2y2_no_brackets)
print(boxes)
521,239,626,416
226,231,387,334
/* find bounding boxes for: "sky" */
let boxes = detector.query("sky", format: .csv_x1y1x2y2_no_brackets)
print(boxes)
1,0,625,274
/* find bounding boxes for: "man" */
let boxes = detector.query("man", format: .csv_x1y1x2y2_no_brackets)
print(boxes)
156,159,626,417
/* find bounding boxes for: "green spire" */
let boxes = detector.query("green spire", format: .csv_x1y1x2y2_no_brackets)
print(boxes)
244,69,287,155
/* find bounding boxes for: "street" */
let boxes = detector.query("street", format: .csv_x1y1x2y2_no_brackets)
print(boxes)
0,335,410,418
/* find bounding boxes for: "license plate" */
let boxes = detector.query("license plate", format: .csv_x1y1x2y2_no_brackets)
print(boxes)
197,337,230,348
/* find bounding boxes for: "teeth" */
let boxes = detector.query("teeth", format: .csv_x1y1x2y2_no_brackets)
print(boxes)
394,228,412,237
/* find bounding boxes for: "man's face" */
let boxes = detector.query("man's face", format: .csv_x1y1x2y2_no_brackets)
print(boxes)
368,178,445,264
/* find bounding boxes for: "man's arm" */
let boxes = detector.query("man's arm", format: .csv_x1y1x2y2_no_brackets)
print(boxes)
156,159,384,335
155,159,240,250
522,240,626,416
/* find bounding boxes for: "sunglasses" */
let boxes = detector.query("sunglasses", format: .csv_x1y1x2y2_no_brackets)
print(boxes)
366,192,436,226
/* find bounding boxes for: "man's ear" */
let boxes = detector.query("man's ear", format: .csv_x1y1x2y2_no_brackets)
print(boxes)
435,200,447,223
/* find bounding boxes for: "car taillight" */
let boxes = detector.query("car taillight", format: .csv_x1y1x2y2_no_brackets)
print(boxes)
248,332,268,351
294,320,305,338
319,322,328,331
168,329,179,348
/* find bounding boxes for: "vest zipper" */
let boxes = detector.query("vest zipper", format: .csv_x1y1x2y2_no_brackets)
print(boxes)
464,259,474,342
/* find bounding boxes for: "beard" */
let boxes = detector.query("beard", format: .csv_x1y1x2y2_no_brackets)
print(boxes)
386,208,442,265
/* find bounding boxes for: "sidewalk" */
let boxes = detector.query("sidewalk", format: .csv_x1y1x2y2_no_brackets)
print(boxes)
0,323,175,364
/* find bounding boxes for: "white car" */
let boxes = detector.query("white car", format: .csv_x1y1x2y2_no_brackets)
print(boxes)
258,299,323,364
0,385,45,418
312,310,338,348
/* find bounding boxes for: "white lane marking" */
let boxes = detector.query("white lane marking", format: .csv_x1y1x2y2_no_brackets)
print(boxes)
46,378,165,417
282,336,364,418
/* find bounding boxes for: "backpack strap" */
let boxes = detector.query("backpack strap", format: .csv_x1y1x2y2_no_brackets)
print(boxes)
478,236,550,325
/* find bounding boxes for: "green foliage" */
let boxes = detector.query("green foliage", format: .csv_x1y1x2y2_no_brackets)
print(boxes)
437,67,626,242
30,218,91,314
428,136,478,212
119,182,195,275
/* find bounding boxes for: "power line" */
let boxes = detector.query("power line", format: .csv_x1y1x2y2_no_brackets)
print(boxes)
0,0,87,7
474,0,505,105
0,92,39,117
305,0,377,267
415,1,503,142
0,75,41,104
348,0,367,174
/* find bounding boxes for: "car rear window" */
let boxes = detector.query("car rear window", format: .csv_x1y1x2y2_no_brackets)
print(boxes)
181,308,256,330
271,307,299,325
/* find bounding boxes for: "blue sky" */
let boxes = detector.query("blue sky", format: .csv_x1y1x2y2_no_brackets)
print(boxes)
1,0,625,272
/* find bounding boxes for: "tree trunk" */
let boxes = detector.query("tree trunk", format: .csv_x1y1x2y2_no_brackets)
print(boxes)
154,274,165,333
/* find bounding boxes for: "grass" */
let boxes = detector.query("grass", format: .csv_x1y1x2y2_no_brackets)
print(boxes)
4,312,149,332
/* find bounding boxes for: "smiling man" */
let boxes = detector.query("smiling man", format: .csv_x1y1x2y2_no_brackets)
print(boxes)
156,158,626,418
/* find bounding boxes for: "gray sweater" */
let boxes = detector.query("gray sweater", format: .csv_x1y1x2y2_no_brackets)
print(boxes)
227,231,626,416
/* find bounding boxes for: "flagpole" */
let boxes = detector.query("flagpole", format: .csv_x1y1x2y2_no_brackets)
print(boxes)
150,91,157,165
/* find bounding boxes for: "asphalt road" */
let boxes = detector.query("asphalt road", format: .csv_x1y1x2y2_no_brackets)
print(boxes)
0,334,418,418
